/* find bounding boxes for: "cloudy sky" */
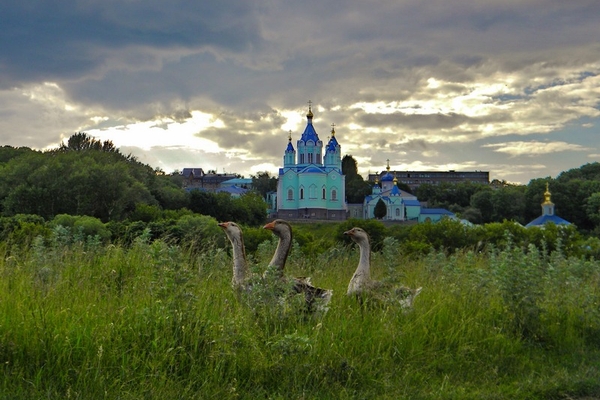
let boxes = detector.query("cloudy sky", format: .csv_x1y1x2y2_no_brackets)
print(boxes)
1,1,599,184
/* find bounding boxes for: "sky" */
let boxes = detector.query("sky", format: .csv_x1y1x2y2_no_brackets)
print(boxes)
1,1,599,185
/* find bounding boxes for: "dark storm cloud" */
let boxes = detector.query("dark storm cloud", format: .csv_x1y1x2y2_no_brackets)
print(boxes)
359,112,470,131
0,1,263,86
2,0,600,184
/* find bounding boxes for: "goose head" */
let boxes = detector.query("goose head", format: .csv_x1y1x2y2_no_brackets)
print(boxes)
343,227,370,246
263,219,292,238
218,221,243,243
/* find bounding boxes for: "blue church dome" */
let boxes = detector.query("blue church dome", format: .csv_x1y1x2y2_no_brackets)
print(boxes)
300,106,320,143
326,135,339,152
381,173,394,182
525,215,571,227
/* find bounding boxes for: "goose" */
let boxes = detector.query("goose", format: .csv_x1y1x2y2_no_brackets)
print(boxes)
218,221,251,292
344,227,422,309
263,219,333,311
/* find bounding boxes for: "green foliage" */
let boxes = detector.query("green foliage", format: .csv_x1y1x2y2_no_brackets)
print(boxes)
188,190,267,226
59,132,119,153
173,214,225,251
490,239,546,341
238,225,273,254
401,217,479,256
0,214,51,250
342,155,373,203
0,136,160,221
251,171,277,198
234,191,268,226
337,219,387,251
417,181,487,210
50,214,111,243
585,192,600,225
1,231,599,398
129,203,163,222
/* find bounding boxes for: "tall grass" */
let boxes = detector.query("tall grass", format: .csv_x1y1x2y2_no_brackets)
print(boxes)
0,230,599,399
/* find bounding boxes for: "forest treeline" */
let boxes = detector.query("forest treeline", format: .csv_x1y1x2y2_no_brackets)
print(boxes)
342,155,600,235
1,133,599,254
0,133,268,225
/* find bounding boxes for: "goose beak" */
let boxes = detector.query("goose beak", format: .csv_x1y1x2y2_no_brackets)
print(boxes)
218,222,229,229
343,229,354,236
263,221,276,230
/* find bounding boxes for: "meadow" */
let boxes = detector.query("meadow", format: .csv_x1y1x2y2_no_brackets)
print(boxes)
1,225,599,399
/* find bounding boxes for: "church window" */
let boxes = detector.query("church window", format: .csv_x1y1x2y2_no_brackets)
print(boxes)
322,188,326,199
308,153,313,163
287,189,293,200
331,189,337,201
317,154,321,164
395,208,400,217
299,154,305,163
300,188,304,199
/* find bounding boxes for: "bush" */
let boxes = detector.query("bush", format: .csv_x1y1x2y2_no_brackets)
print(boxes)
173,214,225,252
50,214,111,243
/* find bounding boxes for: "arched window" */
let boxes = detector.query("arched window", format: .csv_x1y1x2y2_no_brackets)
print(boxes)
317,154,321,164
322,188,326,199
300,188,304,200
287,189,293,200
308,153,313,163
395,208,400,217
331,189,337,201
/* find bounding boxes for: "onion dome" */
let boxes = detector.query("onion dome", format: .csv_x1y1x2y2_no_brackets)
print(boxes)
326,124,339,153
300,103,320,143
390,176,401,195
381,160,394,181
285,130,295,152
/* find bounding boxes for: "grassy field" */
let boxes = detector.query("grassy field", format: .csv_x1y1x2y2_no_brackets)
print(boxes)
1,230,599,399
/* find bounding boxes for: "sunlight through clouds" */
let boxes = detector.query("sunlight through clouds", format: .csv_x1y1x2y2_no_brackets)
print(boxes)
87,111,226,152
483,141,592,157
2,1,600,184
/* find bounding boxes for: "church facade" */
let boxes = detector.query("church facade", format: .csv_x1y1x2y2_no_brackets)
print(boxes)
363,162,421,221
276,105,347,220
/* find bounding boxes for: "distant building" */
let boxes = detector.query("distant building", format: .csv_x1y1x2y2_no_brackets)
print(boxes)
220,178,253,189
526,183,571,227
368,168,489,192
275,104,347,220
350,160,455,223
181,168,238,191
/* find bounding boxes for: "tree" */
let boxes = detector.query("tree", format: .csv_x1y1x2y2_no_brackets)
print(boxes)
59,132,119,153
342,155,372,203
342,155,359,178
471,188,494,223
585,192,600,226
346,178,373,204
374,198,387,219
234,192,268,226
0,133,161,221
251,172,277,198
